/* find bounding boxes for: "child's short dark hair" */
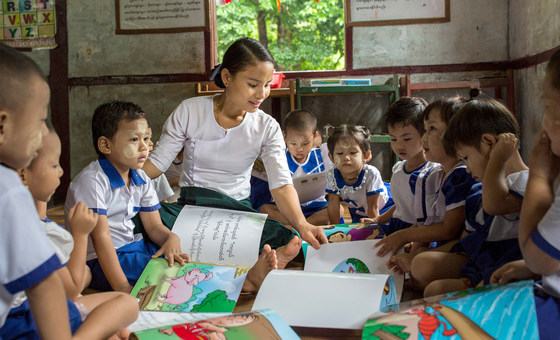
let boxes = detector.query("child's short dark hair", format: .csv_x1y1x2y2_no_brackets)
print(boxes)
0,43,46,113
327,124,371,155
444,96,519,155
283,109,318,134
384,96,428,133
547,48,560,90
422,96,470,157
92,101,147,156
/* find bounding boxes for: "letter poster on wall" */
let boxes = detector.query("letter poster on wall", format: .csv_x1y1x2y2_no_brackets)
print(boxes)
1,0,56,49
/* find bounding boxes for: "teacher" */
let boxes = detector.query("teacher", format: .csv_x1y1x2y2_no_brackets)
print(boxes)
142,37,327,251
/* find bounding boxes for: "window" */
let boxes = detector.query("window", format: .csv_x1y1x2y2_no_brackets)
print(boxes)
215,0,345,71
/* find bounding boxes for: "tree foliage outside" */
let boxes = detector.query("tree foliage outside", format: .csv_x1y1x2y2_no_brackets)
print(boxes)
216,0,345,71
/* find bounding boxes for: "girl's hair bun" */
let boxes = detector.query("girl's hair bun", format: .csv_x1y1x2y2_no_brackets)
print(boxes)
469,87,481,100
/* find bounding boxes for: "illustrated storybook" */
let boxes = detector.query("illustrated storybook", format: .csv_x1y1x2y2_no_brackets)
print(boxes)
131,206,266,313
362,280,539,340
301,222,386,256
253,239,404,329
130,309,300,340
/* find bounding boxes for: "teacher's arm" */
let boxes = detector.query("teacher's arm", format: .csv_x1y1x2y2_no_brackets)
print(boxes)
143,159,163,180
271,184,328,250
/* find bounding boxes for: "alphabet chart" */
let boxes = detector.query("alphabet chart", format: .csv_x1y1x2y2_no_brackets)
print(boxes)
1,0,56,49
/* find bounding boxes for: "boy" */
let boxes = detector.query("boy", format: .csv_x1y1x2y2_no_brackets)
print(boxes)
257,109,336,225
367,97,433,234
0,43,79,339
65,101,189,292
419,95,528,296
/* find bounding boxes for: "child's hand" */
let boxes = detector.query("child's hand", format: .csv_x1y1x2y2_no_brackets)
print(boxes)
386,253,412,274
152,233,190,267
490,259,538,284
67,201,98,236
490,133,518,163
375,230,407,256
529,130,560,182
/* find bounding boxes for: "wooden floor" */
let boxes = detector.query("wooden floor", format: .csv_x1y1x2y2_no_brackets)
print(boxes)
46,204,420,339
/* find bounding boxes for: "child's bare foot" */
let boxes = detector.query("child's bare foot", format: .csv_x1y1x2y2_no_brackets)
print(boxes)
387,253,413,274
243,244,277,294
276,236,301,269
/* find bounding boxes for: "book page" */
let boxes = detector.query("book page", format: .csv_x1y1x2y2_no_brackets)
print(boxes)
129,312,228,332
292,171,327,203
172,206,266,267
304,239,404,302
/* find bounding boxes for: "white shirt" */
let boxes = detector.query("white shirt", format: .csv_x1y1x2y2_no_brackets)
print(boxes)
0,165,61,326
390,160,435,225
152,174,174,202
65,158,161,261
326,164,389,220
149,95,292,200
533,183,560,298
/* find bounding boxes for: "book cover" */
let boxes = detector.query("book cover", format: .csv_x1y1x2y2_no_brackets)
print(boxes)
130,309,300,340
362,280,539,340
131,258,248,313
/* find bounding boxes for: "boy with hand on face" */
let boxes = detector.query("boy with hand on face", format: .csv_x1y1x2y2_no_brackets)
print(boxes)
65,101,190,293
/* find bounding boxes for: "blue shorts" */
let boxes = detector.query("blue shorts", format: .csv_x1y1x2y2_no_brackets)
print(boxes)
0,299,82,340
534,282,560,340
87,238,160,291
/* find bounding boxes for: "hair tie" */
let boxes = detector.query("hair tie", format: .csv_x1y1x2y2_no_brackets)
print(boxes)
209,64,222,81
469,87,481,100
323,124,335,137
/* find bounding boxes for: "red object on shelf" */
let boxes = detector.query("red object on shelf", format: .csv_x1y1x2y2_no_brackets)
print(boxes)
271,73,285,88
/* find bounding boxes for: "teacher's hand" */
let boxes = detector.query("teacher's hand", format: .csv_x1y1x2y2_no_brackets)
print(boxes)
299,224,328,250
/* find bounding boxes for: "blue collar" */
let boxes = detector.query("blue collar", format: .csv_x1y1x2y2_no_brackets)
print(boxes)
99,157,146,189
286,148,325,175
333,167,366,189
403,160,429,174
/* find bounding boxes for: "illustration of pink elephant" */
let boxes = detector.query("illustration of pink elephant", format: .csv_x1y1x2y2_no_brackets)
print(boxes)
154,268,213,305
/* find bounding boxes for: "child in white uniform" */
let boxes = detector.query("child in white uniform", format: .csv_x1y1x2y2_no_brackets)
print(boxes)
418,94,528,297
7,130,138,339
379,97,476,275
370,97,434,234
258,109,335,225
326,124,390,223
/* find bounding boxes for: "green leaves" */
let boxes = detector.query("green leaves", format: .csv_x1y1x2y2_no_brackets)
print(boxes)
216,0,344,71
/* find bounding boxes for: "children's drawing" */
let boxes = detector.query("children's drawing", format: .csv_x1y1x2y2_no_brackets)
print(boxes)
131,258,248,313
362,280,539,340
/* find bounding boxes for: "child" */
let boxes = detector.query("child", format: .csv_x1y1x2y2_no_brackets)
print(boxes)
7,129,139,339
0,43,127,339
325,124,390,224
511,49,560,340
147,126,175,202
415,93,528,297
367,96,434,234
257,109,336,225
378,97,477,275
65,101,190,293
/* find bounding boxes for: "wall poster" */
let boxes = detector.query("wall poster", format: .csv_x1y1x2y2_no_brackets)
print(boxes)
346,0,450,27
1,0,56,49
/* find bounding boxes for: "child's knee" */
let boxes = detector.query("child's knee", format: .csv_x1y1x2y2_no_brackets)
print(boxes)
411,253,432,282
424,280,446,297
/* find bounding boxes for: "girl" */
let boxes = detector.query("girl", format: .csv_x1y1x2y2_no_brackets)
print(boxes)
377,97,476,275
3,130,138,340
325,124,390,224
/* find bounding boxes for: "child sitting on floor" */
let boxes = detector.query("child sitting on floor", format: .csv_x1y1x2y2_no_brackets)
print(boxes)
256,109,337,225
412,92,528,297
65,101,190,293
6,128,139,339
377,97,477,275
325,124,390,224
366,96,434,234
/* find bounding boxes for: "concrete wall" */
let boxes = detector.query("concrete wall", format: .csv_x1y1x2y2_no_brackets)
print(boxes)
509,0,560,160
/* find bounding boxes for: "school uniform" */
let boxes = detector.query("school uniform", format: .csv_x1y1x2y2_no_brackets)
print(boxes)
326,164,389,223
149,95,292,201
0,165,82,339
387,160,435,233
530,183,560,340
65,157,161,290
152,173,175,201
453,170,528,286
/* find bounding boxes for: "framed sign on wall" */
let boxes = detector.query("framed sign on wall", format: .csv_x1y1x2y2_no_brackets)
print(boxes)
1,0,57,49
346,0,450,27
115,0,209,34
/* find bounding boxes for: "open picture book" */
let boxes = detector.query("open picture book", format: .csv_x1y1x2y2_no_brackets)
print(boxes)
131,205,266,313
130,309,300,340
253,239,404,329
